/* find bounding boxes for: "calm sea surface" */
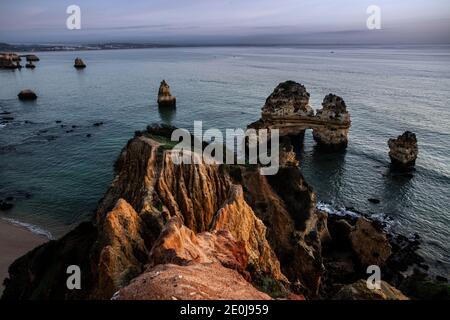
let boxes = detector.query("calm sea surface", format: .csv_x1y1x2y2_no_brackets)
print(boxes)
0,46,449,276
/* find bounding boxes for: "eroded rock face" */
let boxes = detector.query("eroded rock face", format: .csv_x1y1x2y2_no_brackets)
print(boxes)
115,263,272,300
74,58,86,69
228,165,329,296
312,94,350,149
114,215,272,300
0,53,20,69
249,81,351,150
210,185,287,283
148,217,248,276
157,80,176,107
2,125,415,301
350,217,392,266
334,279,409,300
17,90,37,101
262,81,313,117
92,199,148,299
388,131,418,170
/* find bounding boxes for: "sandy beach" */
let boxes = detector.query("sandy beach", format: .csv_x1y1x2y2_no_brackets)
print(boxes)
0,219,47,296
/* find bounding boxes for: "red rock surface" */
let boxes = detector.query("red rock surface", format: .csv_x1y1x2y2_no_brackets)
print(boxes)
115,263,271,300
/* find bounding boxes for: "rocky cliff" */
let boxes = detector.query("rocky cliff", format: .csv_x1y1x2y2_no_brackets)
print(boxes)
249,81,351,150
2,125,290,299
312,94,351,149
2,125,419,300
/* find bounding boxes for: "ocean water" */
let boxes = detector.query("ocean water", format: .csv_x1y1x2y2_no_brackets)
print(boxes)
0,46,449,277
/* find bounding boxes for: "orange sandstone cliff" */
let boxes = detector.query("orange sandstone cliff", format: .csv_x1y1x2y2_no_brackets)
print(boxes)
2,124,414,301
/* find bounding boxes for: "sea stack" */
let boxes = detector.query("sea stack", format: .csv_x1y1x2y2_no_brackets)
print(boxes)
248,81,351,150
18,89,37,101
312,94,351,150
74,58,86,69
157,80,176,107
262,81,314,118
25,54,40,62
388,131,418,171
0,53,20,69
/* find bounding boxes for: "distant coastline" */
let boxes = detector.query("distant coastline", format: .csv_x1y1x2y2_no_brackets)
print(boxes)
1,42,449,53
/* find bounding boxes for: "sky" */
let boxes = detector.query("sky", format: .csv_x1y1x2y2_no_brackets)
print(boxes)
0,0,449,44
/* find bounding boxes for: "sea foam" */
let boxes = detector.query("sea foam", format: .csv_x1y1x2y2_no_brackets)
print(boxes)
2,217,54,240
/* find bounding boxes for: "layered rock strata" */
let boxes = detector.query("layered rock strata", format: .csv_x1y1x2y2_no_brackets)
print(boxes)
2,126,291,299
2,125,418,301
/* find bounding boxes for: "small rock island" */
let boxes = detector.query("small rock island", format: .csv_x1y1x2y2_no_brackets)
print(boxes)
2,124,431,301
74,58,86,69
388,131,418,171
157,80,176,107
17,89,37,101
249,81,351,150
0,53,21,69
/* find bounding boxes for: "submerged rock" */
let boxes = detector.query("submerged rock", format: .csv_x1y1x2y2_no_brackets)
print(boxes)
17,90,37,101
2,125,420,301
157,80,176,107
74,58,86,69
279,138,300,167
350,217,392,266
388,131,418,171
399,272,450,300
2,128,287,299
25,55,39,62
0,53,20,69
0,200,14,211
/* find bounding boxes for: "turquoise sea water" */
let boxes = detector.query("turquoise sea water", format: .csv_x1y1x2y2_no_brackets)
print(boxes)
0,46,449,277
